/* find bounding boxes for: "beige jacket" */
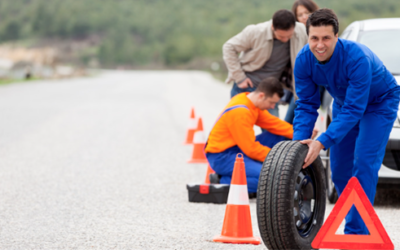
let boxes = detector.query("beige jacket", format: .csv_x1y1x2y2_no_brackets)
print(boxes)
223,20,308,95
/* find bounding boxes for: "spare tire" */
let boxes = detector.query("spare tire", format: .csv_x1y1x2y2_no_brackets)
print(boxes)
325,149,338,204
257,141,326,250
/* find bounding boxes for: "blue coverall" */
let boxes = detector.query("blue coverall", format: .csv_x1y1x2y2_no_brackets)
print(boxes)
293,38,400,234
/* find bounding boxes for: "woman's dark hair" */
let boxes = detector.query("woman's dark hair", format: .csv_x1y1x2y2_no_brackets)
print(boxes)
272,9,296,30
255,77,284,98
292,0,319,21
306,8,339,35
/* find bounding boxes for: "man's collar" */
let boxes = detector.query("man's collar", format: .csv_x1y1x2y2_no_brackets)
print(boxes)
244,92,257,109
266,22,274,41
318,59,330,65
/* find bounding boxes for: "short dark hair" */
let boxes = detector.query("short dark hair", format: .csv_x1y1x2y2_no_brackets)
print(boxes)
292,0,319,21
255,77,284,98
272,9,296,30
306,8,339,35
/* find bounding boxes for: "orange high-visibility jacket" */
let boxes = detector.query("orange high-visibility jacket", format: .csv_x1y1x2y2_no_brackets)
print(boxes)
205,93,293,162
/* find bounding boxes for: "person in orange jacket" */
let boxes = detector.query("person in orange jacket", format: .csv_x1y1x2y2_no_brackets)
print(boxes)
205,77,293,193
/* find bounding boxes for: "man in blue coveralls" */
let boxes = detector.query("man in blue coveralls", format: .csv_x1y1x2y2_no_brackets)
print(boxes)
293,8,400,235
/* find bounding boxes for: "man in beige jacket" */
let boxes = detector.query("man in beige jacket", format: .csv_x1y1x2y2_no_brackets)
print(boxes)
223,9,308,116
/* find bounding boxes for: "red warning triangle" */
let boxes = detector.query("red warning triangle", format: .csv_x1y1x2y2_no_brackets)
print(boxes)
312,177,394,250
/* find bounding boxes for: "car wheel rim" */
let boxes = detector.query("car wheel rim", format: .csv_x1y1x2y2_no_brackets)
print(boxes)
294,167,318,237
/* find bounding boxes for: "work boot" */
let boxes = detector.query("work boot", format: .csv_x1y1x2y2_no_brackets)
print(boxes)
209,173,221,184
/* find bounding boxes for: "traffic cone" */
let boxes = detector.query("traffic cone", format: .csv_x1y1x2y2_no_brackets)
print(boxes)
213,153,261,245
187,126,208,163
183,108,197,145
204,164,215,184
195,117,204,132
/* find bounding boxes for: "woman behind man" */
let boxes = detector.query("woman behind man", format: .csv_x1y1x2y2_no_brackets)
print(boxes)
284,0,319,124
292,0,319,26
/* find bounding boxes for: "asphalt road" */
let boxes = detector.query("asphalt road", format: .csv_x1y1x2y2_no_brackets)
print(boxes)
0,70,399,249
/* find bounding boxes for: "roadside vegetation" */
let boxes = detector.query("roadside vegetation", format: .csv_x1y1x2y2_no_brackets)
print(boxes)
0,77,39,85
0,0,399,70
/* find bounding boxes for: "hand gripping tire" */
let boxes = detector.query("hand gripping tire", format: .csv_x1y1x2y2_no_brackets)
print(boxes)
257,141,326,250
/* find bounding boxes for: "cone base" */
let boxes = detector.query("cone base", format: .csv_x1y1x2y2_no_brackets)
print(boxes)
187,159,208,163
213,235,261,245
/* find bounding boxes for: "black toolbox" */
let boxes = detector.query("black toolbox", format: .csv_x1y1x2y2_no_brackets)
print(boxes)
186,183,230,204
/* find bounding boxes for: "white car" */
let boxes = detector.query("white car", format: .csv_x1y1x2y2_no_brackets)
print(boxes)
316,18,400,203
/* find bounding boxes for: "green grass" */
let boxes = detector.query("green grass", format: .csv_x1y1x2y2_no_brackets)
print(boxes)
0,77,40,85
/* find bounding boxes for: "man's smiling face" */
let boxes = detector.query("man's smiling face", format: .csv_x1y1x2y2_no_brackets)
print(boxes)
308,25,338,62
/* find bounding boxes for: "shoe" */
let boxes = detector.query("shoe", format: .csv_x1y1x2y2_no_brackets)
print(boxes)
209,173,221,184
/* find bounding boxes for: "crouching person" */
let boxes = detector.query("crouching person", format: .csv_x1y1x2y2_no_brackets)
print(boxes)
205,77,293,194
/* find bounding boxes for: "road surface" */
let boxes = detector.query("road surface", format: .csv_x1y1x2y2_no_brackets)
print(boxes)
0,70,399,249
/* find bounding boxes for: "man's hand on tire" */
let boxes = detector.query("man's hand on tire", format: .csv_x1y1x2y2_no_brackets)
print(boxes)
300,139,324,168
237,78,254,89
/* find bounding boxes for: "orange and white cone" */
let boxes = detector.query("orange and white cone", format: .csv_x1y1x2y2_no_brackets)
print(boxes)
204,164,215,184
183,108,197,145
187,126,208,163
213,153,261,245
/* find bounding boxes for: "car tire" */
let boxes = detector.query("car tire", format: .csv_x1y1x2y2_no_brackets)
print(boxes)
325,149,338,204
324,114,338,204
257,141,326,250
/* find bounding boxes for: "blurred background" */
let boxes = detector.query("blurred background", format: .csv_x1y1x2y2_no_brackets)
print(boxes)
0,0,399,81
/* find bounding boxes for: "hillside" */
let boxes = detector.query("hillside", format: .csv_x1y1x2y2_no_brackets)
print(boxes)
0,0,399,69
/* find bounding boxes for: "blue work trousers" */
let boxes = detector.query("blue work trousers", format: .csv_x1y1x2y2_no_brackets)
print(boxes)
206,131,287,193
330,95,399,234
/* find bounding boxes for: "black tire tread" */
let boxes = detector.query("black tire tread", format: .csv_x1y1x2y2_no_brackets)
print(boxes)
257,141,289,250
257,141,326,250
271,142,299,249
257,141,298,249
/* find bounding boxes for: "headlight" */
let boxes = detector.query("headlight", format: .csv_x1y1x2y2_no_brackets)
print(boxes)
394,110,400,128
